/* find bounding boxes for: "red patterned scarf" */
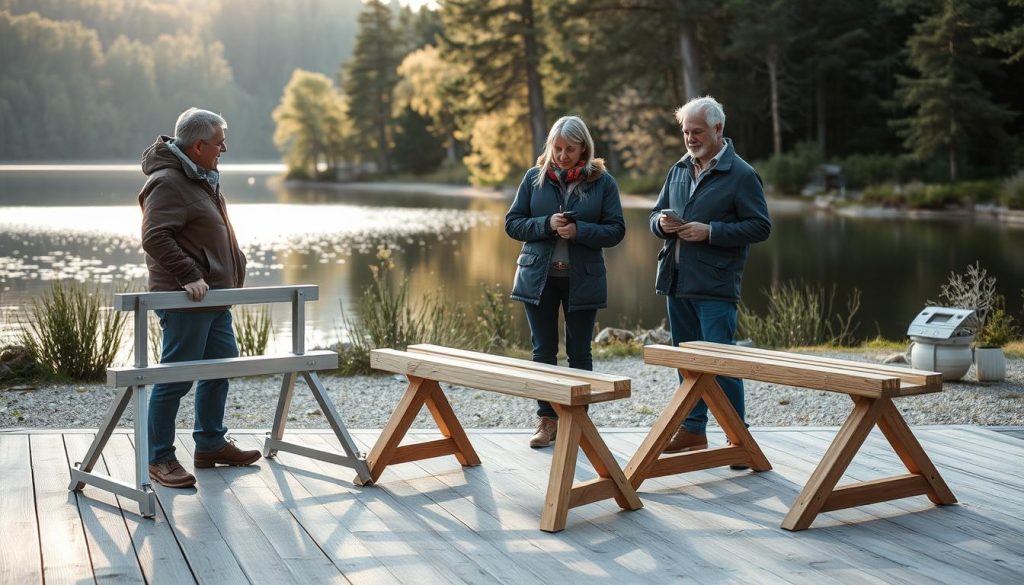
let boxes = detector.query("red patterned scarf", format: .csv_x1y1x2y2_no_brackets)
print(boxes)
546,161,586,186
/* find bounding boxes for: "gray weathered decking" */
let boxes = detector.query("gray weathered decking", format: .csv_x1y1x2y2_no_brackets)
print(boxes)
2,426,1022,584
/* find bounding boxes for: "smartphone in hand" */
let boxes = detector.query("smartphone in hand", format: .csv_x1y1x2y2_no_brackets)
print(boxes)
660,208,685,222
561,210,578,223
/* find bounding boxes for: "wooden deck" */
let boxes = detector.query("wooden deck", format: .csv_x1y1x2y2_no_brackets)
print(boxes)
2,426,1022,584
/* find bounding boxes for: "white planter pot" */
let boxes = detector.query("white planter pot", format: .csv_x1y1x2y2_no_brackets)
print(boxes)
909,336,974,381
974,347,1006,382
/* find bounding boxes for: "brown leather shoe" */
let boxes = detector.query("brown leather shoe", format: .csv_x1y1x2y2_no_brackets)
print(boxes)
663,428,708,454
529,417,558,448
149,459,196,488
194,438,261,468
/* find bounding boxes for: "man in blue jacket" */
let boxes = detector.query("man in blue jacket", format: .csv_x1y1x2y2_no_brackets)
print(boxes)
649,96,771,461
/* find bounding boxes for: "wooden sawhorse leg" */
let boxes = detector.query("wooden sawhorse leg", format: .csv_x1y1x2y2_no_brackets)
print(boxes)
625,371,771,490
541,405,643,533
357,376,480,486
781,395,957,531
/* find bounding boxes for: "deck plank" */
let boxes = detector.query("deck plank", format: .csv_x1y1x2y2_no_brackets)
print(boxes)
30,434,95,585
0,434,43,585
61,433,146,584
3,427,1024,585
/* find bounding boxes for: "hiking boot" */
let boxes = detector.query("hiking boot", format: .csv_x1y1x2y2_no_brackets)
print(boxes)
194,438,261,468
726,439,749,470
663,428,708,454
529,416,558,448
149,459,196,488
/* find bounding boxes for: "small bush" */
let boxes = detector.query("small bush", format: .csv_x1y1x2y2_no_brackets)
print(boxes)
20,281,129,381
838,154,916,189
976,295,1019,348
234,305,272,356
753,142,824,196
1001,171,1024,209
739,281,861,348
476,283,519,351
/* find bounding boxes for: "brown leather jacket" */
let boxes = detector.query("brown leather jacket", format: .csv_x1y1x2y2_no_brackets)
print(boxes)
138,136,246,293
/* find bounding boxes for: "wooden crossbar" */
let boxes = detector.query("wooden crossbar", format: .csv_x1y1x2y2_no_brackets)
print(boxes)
629,342,956,531
365,347,641,532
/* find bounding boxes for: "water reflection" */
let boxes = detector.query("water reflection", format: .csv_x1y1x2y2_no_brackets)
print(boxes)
2,166,1023,353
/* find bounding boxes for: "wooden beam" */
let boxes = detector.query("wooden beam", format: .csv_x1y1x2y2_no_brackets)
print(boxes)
370,349,592,405
819,474,931,513
423,381,481,466
540,410,584,533
682,341,942,391
875,400,958,505
697,374,772,472
625,375,707,489
408,344,630,398
647,446,749,478
107,351,338,386
361,377,431,486
644,345,898,397
389,439,460,465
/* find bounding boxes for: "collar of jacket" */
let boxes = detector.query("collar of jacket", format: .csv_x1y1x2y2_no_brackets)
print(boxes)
162,136,220,189
675,138,735,173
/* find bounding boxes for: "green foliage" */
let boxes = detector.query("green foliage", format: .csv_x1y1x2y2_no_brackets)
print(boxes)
860,181,998,209
976,299,1019,348
1001,171,1024,209
738,281,861,348
343,0,402,173
233,306,272,357
616,172,667,196
892,0,1015,182
476,284,519,352
838,154,916,190
19,282,128,381
753,142,824,195
272,69,352,179
391,107,446,174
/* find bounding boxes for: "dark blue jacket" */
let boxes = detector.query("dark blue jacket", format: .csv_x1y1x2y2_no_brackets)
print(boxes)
650,139,771,302
505,161,625,311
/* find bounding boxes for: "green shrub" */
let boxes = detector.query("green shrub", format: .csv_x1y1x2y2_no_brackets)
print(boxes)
19,281,129,381
838,154,916,189
234,305,272,356
753,142,824,196
1001,171,1024,209
476,283,519,351
976,304,1019,347
739,281,861,348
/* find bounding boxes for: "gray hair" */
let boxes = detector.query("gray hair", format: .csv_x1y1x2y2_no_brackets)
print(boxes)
674,96,726,130
173,107,227,149
534,115,596,189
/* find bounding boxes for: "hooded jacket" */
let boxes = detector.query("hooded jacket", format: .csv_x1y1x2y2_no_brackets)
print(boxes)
138,136,246,293
505,158,625,311
649,139,770,302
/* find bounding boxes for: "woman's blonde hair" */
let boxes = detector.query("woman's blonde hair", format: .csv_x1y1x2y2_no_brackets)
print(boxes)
534,115,595,189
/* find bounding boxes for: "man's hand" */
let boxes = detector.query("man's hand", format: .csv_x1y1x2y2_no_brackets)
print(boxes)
678,221,710,242
659,213,685,235
183,278,209,301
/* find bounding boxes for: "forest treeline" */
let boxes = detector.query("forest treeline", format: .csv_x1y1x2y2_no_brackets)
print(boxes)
3,0,1024,195
0,0,362,160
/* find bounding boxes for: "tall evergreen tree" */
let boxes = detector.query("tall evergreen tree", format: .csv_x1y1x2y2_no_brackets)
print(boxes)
893,0,1015,182
441,0,548,158
342,0,401,172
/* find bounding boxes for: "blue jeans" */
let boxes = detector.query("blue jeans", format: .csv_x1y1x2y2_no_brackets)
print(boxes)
666,296,745,434
148,309,237,464
522,276,597,418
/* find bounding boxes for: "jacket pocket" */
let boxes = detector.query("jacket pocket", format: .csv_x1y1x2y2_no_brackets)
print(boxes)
585,261,605,276
517,253,537,266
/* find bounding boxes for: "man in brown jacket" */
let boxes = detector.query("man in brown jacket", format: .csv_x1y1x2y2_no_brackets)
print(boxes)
140,107,260,488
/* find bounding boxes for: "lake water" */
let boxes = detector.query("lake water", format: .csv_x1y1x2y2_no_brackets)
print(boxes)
2,165,1022,353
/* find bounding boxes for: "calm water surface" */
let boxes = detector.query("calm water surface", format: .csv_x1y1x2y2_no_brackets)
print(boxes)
1,165,1022,353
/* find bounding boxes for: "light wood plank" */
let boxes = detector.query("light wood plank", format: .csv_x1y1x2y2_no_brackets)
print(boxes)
61,433,146,584
644,344,898,397
819,474,931,513
540,410,585,532
408,344,631,396
108,351,338,387
0,435,43,585
624,375,706,489
682,341,942,389
30,434,95,585
371,349,592,405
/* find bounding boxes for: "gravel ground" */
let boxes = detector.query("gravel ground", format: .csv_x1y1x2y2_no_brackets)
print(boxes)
2,350,1022,431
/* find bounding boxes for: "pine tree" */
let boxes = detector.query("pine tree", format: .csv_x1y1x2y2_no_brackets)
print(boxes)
343,0,401,173
893,0,1015,182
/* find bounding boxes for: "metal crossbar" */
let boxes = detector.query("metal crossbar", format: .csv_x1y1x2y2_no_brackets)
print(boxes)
68,285,371,518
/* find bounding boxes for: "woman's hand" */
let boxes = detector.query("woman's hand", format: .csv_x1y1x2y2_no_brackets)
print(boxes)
550,213,570,231
556,222,577,240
